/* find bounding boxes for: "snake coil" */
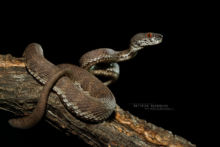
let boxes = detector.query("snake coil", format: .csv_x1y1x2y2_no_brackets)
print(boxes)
8,32,163,129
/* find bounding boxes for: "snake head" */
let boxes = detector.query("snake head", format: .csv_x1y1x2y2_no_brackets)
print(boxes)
130,32,163,50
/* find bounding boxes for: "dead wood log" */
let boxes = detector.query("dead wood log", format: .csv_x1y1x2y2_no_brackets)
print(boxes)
0,54,196,147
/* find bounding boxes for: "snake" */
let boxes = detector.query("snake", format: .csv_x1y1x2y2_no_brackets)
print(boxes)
8,32,163,129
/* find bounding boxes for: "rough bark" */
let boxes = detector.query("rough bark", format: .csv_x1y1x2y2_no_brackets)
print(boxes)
0,54,196,147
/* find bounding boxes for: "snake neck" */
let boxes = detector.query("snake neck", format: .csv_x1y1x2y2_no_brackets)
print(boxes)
116,45,143,62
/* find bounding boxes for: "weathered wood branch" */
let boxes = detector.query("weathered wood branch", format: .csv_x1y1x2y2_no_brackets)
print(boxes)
0,54,195,147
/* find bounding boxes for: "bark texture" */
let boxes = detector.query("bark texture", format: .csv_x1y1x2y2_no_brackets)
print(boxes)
0,54,196,147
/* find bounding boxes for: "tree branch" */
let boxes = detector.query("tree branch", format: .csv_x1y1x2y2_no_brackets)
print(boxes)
0,54,196,147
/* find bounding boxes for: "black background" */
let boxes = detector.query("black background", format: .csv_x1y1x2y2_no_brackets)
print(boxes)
0,3,213,147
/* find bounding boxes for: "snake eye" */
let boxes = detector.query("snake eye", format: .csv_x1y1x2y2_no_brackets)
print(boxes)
146,33,153,38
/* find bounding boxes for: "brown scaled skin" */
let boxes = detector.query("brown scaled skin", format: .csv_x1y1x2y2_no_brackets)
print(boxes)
8,43,116,128
8,68,73,129
8,32,163,129
79,32,163,85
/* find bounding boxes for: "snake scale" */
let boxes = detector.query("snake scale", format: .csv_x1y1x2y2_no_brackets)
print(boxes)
8,32,163,129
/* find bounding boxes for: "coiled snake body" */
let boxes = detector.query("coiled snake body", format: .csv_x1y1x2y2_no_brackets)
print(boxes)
8,32,163,129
